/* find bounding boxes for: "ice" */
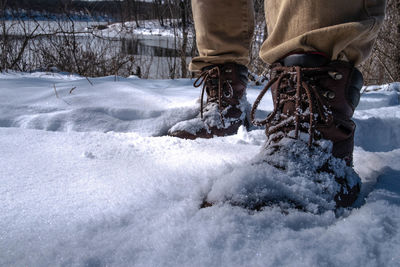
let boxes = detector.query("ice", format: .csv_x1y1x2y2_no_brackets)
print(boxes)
0,72,399,266
94,20,194,39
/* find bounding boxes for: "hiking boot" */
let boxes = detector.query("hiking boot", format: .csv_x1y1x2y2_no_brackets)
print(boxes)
251,53,364,208
168,63,250,139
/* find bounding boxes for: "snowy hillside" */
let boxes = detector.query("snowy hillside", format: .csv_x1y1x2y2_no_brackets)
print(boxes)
0,72,399,266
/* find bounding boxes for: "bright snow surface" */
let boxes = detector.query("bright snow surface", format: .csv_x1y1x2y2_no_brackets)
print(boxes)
0,72,399,267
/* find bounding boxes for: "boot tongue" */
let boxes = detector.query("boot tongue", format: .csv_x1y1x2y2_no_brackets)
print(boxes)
283,53,330,68
278,53,330,119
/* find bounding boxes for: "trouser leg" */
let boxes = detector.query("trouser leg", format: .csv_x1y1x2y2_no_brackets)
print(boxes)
261,0,386,65
189,0,255,72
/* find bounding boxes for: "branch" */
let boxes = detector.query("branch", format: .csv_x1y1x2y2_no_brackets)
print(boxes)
375,53,396,83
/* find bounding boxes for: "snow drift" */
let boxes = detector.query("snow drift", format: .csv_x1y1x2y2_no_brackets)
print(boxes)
0,72,399,267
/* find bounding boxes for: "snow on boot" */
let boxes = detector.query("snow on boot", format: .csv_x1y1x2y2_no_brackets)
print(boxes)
202,135,361,213
250,53,363,209
168,63,250,139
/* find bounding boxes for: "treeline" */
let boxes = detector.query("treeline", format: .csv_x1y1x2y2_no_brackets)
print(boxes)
0,0,194,78
2,0,181,22
359,0,400,85
1,0,399,84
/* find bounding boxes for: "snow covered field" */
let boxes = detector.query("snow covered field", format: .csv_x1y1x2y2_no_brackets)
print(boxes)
0,72,399,266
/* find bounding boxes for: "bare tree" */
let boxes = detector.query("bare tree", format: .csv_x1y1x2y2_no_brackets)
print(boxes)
360,0,399,84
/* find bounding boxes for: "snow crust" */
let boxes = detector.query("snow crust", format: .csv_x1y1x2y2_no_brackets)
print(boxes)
168,96,250,135
0,72,400,266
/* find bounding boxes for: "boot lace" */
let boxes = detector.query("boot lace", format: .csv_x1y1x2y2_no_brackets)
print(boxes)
194,66,234,126
251,66,335,146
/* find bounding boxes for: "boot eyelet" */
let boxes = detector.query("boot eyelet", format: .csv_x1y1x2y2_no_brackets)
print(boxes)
323,90,336,99
224,91,232,98
328,71,343,80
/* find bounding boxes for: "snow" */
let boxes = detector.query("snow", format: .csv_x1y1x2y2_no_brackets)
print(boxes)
0,72,399,266
94,20,193,39
168,97,251,135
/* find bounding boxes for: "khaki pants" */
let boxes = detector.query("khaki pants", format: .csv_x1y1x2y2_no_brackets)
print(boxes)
190,0,386,72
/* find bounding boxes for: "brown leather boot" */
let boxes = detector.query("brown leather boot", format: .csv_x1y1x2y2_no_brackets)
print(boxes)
251,54,363,208
168,63,250,139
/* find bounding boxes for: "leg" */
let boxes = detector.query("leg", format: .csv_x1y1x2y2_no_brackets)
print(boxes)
251,0,386,208
260,0,386,65
189,0,255,71
168,0,255,139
